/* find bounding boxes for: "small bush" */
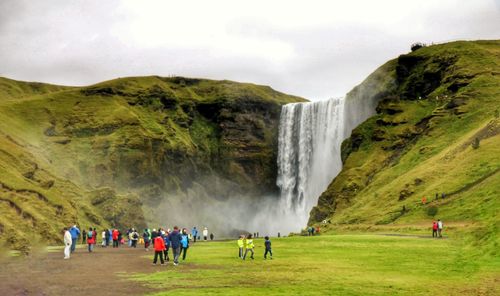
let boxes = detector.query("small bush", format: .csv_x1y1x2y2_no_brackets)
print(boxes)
472,137,480,149
427,206,438,217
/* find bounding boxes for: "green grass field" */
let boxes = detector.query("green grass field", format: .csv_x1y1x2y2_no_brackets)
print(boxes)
128,234,499,296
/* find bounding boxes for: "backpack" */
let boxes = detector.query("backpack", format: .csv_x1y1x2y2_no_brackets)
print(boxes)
133,232,138,239
88,231,93,239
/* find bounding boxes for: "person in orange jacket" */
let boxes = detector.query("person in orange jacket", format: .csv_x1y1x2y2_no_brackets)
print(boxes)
153,234,166,265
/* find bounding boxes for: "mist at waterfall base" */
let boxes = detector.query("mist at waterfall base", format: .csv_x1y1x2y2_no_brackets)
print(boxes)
147,93,378,237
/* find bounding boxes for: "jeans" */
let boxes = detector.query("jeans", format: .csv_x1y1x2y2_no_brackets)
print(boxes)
432,230,437,237
172,247,181,264
239,247,244,258
243,248,254,260
132,240,137,248
71,238,77,253
153,251,164,264
163,247,169,261
113,239,119,248
64,244,71,258
88,243,93,252
264,248,273,259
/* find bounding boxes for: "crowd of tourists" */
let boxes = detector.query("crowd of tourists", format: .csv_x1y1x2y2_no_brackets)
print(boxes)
62,224,276,264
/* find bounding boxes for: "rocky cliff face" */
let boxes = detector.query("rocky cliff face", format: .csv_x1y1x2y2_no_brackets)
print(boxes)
0,76,305,251
309,40,499,241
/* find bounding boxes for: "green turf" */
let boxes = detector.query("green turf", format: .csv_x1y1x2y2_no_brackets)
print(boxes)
128,235,498,296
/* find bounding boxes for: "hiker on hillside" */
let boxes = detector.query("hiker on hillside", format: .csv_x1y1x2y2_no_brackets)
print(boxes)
63,227,72,259
191,227,198,243
316,226,320,234
69,225,80,253
130,228,139,248
168,226,182,266
237,235,245,259
112,229,119,248
210,233,214,241
437,219,443,237
153,233,166,265
203,227,208,241
243,234,255,260
143,228,151,251
432,221,438,237
87,227,95,252
82,229,87,244
181,228,190,260
264,236,273,259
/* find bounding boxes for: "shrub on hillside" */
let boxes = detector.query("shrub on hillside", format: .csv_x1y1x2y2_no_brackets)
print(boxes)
427,206,438,217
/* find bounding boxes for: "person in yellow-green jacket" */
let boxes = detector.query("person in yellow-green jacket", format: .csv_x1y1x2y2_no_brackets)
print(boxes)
237,235,245,259
243,234,254,260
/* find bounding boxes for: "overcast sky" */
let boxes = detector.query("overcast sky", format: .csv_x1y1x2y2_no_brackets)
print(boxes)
0,0,499,100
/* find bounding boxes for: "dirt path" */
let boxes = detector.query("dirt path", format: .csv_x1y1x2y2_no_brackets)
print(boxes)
0,245,165,296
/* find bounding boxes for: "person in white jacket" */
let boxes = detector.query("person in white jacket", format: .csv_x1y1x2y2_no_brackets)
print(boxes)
63,227,72,259
202,227,208,241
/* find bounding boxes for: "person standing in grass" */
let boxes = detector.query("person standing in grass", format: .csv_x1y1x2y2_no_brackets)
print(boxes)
130,228,139,248
191,227,198,243
210,233,214,241
153,233,166,265
169,226,183,266
181,228,190,260
437,219,443,237
243,234,254,260
237,235,245,259
87,227,95,252
203,227,208,241
163,229,171,261
63,227,72,259
432,221,438,237
264,236,272,260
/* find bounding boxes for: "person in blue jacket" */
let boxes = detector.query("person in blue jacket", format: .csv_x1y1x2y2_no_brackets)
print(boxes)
69,225,80,253
180,228,190,260
163,229,171,261
168,226,182,266
191,226,198,243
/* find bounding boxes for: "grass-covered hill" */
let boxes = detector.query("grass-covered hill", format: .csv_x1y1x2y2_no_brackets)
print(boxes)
310,40,499,253
0,75,305,252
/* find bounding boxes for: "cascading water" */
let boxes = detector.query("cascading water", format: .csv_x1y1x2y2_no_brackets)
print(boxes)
276,97,345,229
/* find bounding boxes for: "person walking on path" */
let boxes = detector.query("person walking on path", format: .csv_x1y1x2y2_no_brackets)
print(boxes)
168,226,182,266
191,227,198,243
69,225,80,253
437,219,443,237
202,227,208,241
163,230,171,261
130,228,139,248
181,228,190,260
105,229,111,247
87,227,95,252
432,221,438,237
82,229,87,244
143,228,151,251
243,234,254,260
237,235,245,259
101,230,107,247
112,229,119,248
63,227,72,259
153,234,166,265
264,236,273,260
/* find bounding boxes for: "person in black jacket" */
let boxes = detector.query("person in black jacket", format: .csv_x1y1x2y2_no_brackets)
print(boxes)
264,236,273,259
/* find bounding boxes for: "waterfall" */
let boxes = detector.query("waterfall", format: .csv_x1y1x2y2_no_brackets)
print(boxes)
276,97,345,228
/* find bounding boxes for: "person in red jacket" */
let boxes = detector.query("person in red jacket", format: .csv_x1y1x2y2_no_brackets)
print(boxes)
153,235,166,265
112,229,119,248
432,221,438,238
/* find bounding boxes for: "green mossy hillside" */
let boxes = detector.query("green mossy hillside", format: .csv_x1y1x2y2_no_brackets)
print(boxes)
310,40,499,254
0,76,305,251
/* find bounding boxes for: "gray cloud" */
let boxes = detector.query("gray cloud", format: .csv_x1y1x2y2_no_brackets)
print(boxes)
0,0,498,100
